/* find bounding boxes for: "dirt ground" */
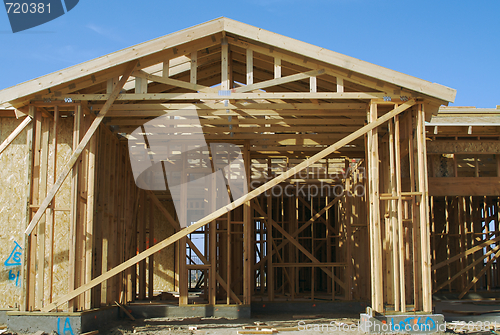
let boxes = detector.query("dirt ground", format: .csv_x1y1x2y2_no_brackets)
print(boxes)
3,311,494,334
97,314,494,335
99,315,365,334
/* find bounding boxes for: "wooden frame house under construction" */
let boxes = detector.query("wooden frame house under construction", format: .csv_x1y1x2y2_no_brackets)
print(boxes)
0,17,498,317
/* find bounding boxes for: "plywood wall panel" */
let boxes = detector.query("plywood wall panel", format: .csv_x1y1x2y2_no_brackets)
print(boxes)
0,117,28,308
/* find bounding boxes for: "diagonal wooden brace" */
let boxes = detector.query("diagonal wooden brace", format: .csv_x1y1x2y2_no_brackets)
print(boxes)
0,115,32,155
41,99,416,312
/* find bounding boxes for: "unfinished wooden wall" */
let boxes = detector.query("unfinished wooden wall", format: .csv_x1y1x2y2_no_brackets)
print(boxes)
1,105,178,311
0,116,31,308
0,109,74,311
6,103,497,313
240,157,367,303
431,196,500,295
374,104,432,313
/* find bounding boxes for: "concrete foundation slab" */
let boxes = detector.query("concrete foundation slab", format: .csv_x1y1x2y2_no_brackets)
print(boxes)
6,306,118,334
359,313,445,333
251,301,367,317
127,303,251,319
0,309,15,326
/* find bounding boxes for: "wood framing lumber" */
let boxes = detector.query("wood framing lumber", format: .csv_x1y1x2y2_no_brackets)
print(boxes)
216,270,242,305
426,140,500,154
40,99,415,312
36,116,50,308
108,117,364,127
428,177,500,196
81,331,99,335
85,126,97,309
417,104,432,312
434,244,500,293
254,196,340,268
458,248,500,299
0,115,32,155
223,18,456,102
59,92,388,101
243,141,252,305
394,114,406,312
24,60,138,236
368,101,383,312
190,51,197,85
431,235,500,271
100,102,366,110
234,69,324,93
246,49,253,85
114,301,135,321
388,120,399,310
146,190,180,230
132,70,217,93
252,199,346,290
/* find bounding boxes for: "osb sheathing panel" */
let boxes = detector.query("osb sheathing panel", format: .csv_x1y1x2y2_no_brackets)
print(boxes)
429,154,454,178
46,116,73,304
0,117,28,308
0,116,73,308
151,198,175,293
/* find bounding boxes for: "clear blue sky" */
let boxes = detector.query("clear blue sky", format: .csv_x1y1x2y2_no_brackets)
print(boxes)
0,0,498,107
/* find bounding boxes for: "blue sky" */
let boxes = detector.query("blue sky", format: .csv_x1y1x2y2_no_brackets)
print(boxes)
0,0,498,107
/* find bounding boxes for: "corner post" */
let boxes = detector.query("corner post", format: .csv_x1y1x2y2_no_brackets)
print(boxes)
368,101,383,312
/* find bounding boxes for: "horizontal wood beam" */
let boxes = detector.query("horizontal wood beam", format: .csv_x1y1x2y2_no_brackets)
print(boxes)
428,177,500,196
93,102,368,111
39,99,415,312
106,117,364,127
55,92,387,101
116,125,362,135
426,140,500,154
105,109,367,118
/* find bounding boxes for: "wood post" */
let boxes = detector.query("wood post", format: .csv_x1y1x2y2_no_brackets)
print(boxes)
243,141,252,305
368,101,384,312
21,105,35,311
47,106,58,304
417,104,432,312
178,145,188,305
394,115,406,312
